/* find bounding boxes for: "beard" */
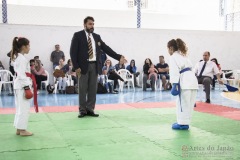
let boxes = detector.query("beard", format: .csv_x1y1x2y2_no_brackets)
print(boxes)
86,27,94,33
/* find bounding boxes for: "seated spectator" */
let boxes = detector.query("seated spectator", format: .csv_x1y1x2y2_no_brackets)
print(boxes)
211,58,222,89
31,60,47,91
143,58,156,91
66,59,77,85
126,59,141,87
195,51,223,103
156,56,170,90
30,59,35,74
54,59,67,94
34,56,43,66
102,59,125,93
115,61,125,71
148,64,158,80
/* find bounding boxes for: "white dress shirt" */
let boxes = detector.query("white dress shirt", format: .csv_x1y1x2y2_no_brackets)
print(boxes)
13,54,32,89
85,30,96,61
194,60,219,79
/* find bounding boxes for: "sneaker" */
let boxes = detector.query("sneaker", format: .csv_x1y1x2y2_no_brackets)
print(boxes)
172,123,189,130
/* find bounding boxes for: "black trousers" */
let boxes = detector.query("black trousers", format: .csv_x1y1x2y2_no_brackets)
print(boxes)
35,75,47,90
108,72,124,89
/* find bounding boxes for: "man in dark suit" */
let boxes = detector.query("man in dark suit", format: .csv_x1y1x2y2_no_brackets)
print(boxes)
70,16,127,118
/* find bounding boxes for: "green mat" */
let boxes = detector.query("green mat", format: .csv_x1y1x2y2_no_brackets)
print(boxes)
0,108,239,160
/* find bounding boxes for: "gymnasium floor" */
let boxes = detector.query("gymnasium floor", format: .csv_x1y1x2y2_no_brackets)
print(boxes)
0,88,240,160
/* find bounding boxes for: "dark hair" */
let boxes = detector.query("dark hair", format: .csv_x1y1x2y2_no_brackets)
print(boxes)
34,56,39,59
11,37,29,61
206,51,210,56
55,44,59,47
144,58,152,65
30,59,35,64
35,60,42,71
167,38,188,55
84,16,94,24
159,56,164,59
211,58,219,65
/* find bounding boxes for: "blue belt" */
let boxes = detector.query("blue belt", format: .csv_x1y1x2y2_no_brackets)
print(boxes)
178,67,191,112
180,67,191,74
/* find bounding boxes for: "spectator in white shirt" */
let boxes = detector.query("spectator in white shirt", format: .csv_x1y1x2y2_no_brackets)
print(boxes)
195,51,223,103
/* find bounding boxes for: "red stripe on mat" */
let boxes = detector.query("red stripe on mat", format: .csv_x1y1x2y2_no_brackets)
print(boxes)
194,102,240,121
1,102,239,121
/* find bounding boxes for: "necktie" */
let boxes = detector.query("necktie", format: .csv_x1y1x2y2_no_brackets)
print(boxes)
88,34,93,59
199,61,207,77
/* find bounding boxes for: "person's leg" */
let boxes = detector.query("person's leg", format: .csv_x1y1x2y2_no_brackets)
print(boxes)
212,75,216,88
35,75,41,90
78,72,89,115
133,74,137,86
86,63,98,113
202,77,212,101
176,90,194,125
72,76,77,85
62,77,67,93
36,75,47,90
14,89,32,135
108,74,120,90
150,74,156,91
57,77,63,91
143,74,148,91
189,90,197,121
161,75,167,90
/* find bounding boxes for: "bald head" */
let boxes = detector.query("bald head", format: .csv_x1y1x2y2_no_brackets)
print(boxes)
203,51,210,61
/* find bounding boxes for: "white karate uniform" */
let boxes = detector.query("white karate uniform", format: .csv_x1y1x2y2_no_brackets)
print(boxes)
13,54,32,130
169,51,198,125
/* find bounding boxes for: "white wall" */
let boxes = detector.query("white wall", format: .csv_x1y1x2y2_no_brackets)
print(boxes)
2,4,224,31
0,24,240,83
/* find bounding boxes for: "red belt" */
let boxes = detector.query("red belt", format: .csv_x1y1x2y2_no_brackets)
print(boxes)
26,72,39,113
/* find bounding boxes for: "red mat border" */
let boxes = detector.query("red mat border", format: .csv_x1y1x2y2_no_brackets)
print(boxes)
0,102,239,121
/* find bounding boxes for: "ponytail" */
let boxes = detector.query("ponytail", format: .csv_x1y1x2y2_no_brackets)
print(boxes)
176,38,188,55
10,37,30,61
167,38,188,55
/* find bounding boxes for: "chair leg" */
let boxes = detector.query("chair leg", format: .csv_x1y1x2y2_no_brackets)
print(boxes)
0,83,2,94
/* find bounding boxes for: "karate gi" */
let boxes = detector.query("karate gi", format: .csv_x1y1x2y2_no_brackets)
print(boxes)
13,54,32,130
169,51,198,125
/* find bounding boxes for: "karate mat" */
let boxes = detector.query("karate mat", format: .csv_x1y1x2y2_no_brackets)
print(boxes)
0,102,240,160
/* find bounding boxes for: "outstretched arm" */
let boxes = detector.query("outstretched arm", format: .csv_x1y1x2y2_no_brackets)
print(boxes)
98,35,127,63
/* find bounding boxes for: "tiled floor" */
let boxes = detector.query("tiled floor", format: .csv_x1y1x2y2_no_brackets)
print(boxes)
0,87,239,108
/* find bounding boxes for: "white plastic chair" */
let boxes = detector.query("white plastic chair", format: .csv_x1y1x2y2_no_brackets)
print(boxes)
66,74,74,86
0,70,15,94
117,69,135,91
222,70,240,87
41,70,49,90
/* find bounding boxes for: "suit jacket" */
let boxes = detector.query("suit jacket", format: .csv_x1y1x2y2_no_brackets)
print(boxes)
70,30,122,75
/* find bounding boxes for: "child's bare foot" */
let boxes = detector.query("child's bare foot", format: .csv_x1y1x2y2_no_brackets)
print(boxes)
20,130,33,136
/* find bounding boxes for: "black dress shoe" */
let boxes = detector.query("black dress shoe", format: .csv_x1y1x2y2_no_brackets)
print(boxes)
87,112,99,117
205,99,211,103
78,113,87,118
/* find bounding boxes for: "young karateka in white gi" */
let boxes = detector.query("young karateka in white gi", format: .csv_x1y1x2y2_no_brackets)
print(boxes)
11,37,34,136
167,38,198,130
